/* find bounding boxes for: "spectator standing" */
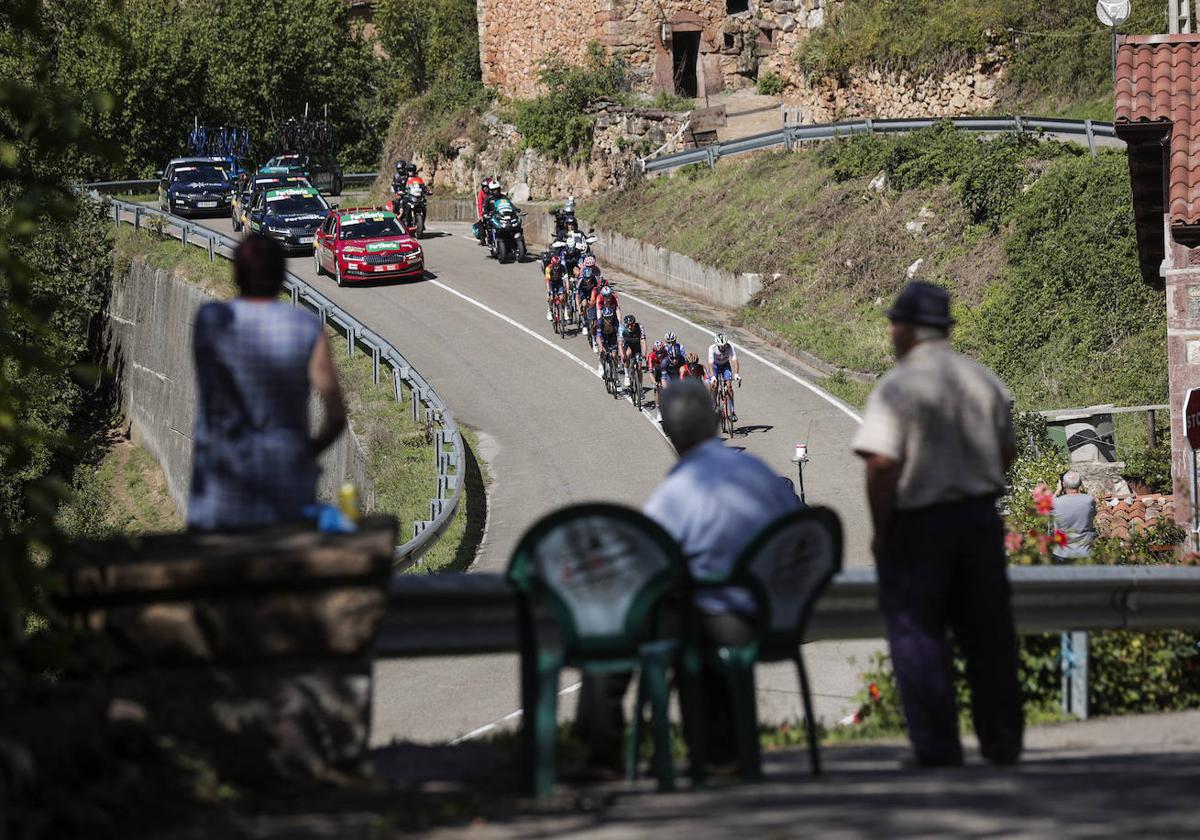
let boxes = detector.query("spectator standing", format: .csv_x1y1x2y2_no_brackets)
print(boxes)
851,281,1023,768
1052,471,1097,561
187,234,347,530
573,380,800,776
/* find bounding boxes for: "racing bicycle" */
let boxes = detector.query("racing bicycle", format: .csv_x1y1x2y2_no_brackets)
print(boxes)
627,354,645,411
601,345,620,398
565,278,578,327
715,376,739,436
550,292,566,338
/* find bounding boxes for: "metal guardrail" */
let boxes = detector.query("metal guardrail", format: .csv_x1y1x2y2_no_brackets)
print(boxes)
640,116,1121,174
376,565,1200,658
89,172,376,195
102,196,462,570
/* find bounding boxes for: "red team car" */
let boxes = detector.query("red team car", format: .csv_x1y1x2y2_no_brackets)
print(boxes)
312,207,424,286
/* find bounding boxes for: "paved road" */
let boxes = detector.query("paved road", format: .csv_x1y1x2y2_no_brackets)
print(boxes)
183,210,882,743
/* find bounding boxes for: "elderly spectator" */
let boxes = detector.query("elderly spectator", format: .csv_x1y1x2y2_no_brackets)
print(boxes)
187,234,347,530
852,281,1023,768
1053,471,1097,561
573,380,800,777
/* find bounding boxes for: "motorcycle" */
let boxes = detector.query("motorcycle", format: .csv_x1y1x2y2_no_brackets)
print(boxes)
483,198,527,263
550,231,598,275
391,182,427,238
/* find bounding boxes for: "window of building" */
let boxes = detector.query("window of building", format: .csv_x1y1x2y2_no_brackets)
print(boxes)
726,0,750,14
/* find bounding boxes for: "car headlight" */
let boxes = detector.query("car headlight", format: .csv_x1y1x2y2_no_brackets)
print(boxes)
267,226,288,234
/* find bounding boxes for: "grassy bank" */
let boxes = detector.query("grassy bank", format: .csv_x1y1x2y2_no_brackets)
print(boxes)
112,228,484,569
58,437,182,539
580,126,1165,425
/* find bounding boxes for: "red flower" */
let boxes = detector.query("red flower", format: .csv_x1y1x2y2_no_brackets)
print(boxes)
1033,488,1055,516
1004,531,1023,553
1053,530,1069,548
1036,534,1051,555
868,682,881,702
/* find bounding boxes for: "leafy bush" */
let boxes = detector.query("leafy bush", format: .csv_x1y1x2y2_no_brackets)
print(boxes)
1122,438,1173,494
756,71,784,96
512,42,628,160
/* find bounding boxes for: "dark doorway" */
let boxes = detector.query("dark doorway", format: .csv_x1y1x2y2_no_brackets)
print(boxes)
672,31,700,97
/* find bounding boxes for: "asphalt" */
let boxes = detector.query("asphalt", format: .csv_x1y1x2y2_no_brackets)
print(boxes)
178,210,883,745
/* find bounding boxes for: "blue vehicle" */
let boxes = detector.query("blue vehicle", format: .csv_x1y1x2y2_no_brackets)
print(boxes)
157,157,234,218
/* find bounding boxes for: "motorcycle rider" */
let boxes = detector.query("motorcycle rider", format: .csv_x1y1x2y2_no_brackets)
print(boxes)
552,195,578,241
404,163,429,195
619,314,646,389
545,254,567,322
391,160,410,192
475,176,497,244
560,219,588,275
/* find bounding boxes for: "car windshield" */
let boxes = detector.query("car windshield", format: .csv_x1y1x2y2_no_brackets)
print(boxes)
172,165,228,184
267,194,329,215
266,156,304,168
340,215,404,240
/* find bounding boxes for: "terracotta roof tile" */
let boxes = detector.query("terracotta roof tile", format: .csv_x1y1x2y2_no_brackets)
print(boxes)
1115,36,1200,230
1097,493,1176,539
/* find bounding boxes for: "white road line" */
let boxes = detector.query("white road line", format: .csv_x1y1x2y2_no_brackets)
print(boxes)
449,681,582,744
427,278,672,443
616,289,863,424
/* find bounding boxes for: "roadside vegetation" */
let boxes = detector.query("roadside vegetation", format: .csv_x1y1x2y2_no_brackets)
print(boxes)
796,0,1166,120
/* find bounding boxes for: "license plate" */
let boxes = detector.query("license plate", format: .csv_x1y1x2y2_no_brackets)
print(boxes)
374,264,399,273
198,201,217,208
299,236,313,244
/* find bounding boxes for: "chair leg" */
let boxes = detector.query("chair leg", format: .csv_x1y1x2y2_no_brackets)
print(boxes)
677,647,708,787
727,661,763,781
626,673,648,781
534,656,562,797
795,652,822,776
641,661,676,792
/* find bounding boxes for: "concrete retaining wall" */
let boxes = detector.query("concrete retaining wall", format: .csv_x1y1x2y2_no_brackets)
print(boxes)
427,198,761,309
107,257,372,517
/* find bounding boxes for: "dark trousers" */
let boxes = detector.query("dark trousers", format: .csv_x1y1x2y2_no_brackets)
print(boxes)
878,497,1024,766
573,611,755,771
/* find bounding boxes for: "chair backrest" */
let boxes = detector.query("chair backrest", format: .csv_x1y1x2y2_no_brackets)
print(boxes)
730,508,843,648
507,503,685,656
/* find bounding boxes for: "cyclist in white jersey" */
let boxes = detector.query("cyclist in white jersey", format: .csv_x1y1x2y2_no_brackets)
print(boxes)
707,333,742,421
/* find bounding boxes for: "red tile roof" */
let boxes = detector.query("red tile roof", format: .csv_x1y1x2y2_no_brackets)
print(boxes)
1115,35,1200,248
1095,493,1176,539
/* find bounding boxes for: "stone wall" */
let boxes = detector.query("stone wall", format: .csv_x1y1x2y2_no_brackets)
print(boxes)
107,256,372,518
387,102,688,200
479,0,839,99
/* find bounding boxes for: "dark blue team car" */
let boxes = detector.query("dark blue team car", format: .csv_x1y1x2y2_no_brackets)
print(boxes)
157,157,234,218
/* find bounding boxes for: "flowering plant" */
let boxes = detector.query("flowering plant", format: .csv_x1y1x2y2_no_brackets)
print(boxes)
1005,483,1070,565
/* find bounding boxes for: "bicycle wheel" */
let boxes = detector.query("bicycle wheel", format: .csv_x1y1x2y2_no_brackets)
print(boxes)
720,386,734,435
632,365,643,410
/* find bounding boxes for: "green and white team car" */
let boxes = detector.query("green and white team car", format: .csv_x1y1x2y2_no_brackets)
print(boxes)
246,185,331,253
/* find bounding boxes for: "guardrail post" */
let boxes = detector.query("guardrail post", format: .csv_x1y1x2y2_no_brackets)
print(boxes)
372,346,381,385
393,367,404,405
208,236,216,262
134,206,142,231
1060,631,1089,720
290,285,299,306
866,118,874,134
707,146,717,169
181,226,189,248
411,388,421,422
1085,119,1096,158
1014,115,1024,135
113,204,121,226
346,327,354,359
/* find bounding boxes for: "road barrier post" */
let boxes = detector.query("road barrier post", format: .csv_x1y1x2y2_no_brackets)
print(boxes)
372,346,381,385
208,236,215,262
181,225,189,248
1060,631,1089,720
134,206,142,231
1085,119,1097,157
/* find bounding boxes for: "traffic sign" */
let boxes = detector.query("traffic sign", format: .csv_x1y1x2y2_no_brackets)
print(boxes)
1185,387,1200,449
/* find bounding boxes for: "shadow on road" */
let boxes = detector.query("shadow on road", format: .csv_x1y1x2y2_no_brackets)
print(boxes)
448,432,489,573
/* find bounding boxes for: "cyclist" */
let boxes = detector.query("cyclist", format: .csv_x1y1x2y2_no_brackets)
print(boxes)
576,253,600,280
576,265,601,348
619,314,647,389
561,221,589,274
658,342,686,390
595,306,621,377
707,333,742,422
545,255,566,322
680,351,707,382
590,284,621,335
663,331,685,362
647,339,666,416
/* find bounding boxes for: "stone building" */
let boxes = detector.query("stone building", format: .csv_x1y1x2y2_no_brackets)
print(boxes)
477,0,833,99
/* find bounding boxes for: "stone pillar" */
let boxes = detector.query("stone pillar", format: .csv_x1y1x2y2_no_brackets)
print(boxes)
1164,233,1200,525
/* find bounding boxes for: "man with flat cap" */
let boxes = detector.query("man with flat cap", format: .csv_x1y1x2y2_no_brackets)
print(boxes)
852,281,1023,768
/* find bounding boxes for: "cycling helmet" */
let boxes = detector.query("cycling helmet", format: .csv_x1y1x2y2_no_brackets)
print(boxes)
395,161,407,173
583,255,597,267
665,332,676,344
550,255,560,266
686,352,699,365
601,306,615,318
652,340,664,352
715,332,729,348
623,314,636,327
600,285,612,297
581,267,596,280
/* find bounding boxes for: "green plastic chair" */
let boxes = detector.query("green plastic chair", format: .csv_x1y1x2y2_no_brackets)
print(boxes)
698,507,843,780
507,503,703,796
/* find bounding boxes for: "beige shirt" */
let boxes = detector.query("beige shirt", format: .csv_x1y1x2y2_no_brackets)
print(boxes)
852,340,1014,511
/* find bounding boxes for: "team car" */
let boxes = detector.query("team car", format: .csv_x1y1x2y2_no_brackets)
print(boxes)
312,208,424,286
260,152,343,195
157,157,234,217
246,185,331,252
231,173,311,232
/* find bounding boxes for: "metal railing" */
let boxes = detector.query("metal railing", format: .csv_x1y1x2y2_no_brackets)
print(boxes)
89,172,376,195
103,196,462,570
640,116,1120,174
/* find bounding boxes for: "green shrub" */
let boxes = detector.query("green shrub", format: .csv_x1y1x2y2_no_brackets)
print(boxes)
512,42,628,160
756,71,785,96
1122,438,1173,494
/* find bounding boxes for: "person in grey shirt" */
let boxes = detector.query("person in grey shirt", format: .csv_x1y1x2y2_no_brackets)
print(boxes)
572,380,800,777
1052,471,1096,561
